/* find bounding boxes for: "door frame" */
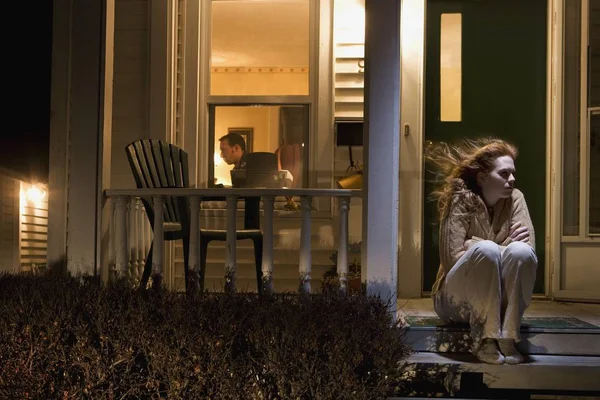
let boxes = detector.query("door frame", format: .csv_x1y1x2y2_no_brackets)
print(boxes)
397,0,559,298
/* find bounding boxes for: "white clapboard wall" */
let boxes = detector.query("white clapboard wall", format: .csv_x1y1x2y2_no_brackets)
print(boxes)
334,43,364,120
0,174,21,272
19,182,48,271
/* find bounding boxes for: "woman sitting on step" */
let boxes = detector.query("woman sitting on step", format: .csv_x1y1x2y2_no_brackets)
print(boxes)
426,138,538,365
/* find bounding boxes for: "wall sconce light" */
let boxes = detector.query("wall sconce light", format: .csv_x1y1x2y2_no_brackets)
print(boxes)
25,184,47,207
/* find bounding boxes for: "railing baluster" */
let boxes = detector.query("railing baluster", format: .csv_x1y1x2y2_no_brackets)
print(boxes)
337,197,350,294
133,199,142,278
107,197,115,282
225,195,238,293
188,195,201,294
114,196,129,280
128,197,137,282
152,195,165,289
104,189,361,295
299,196,312,294
139,201,147,279
262,195,275,294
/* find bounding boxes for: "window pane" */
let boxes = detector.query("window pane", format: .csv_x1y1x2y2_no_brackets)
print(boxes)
212,105,308,187
440,13,462,122
589,0,600,107
563,0,582,235
210,0,310,96
589,111,600,233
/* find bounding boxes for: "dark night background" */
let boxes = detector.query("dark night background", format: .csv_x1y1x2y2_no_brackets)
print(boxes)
2,2,53,183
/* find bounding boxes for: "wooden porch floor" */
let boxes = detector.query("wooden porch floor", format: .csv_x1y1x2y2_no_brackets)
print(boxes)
398,298,600,395
398,298,600,327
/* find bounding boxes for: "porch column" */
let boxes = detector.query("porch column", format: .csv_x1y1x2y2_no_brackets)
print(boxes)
362,0,401,315
48,0,114,276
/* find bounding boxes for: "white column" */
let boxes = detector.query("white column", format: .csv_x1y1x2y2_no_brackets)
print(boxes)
337,197,350,294
362,0,400,314
188,196,201,294
262,196,275,294
48,0,113,276
114,196,129,279
299,196,312,294
152,196,165,289
225,195,238,293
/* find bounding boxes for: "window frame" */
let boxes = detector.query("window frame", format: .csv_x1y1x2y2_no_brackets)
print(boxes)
561,0,600,239
207,102,311,188
578,0,599,237
201,0,326,194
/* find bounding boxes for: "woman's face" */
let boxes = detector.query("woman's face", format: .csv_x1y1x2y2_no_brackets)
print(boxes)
478,155,516,202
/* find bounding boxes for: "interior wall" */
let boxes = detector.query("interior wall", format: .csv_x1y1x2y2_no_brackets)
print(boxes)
213,106,281,185
211,69,309,96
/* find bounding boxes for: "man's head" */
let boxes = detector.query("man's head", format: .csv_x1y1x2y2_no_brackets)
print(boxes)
219,132,246,166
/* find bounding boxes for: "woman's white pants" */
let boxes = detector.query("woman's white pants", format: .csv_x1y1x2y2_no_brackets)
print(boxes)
433,240,538,346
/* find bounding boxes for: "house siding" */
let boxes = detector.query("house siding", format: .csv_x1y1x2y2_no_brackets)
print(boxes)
0,175,20,272
19,182,49,271
112,0,149,188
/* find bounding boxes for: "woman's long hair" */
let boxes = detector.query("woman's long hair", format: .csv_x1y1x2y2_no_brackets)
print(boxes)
425,137,518,220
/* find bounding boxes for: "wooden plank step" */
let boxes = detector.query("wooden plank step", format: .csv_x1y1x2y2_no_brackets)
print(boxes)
404,352,600,393
405,328,600,356
403,316,600,356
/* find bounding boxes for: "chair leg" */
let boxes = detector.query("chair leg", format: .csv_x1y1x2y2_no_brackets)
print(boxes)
199,237,210,292
253,236,263,294
182,233,190,293
140,242,153,290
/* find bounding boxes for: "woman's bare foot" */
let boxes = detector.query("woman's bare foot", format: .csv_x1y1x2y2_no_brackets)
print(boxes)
498,338,524,364
475,338,505,364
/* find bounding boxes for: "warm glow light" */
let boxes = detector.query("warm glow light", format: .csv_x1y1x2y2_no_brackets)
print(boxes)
214,152,222,166
21,184,47,213
27,186,46,204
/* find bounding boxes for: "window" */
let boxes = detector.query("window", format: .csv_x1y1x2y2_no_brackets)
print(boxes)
440,13,462,122
210,0,310,96
210,105,309,188
562,0,581,235
588,0,600,233
589,110,600,234
562,0,600,236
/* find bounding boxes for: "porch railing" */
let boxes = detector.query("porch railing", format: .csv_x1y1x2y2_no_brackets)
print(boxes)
103,188,362,294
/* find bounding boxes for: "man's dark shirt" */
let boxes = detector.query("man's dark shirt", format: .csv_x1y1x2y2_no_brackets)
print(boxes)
234,152,247,170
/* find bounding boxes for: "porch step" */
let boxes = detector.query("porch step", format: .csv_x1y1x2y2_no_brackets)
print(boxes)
404,317,600,356
403,352,600,393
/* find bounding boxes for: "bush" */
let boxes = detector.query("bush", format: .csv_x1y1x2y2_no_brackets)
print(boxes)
0,274,410,399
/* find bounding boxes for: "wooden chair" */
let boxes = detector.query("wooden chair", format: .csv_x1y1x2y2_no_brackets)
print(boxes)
125,139,263,292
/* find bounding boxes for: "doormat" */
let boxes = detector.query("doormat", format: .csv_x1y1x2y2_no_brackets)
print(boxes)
403,316,599,329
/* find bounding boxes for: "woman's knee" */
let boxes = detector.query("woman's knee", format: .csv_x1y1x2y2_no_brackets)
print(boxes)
471,240,502,263
505,241,537,265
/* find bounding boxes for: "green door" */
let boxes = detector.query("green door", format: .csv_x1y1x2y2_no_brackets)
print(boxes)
423,0,547,293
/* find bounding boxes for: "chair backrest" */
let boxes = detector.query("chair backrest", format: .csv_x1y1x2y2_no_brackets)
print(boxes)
125,139,189,224
246,152,278,174
242,152,279,188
